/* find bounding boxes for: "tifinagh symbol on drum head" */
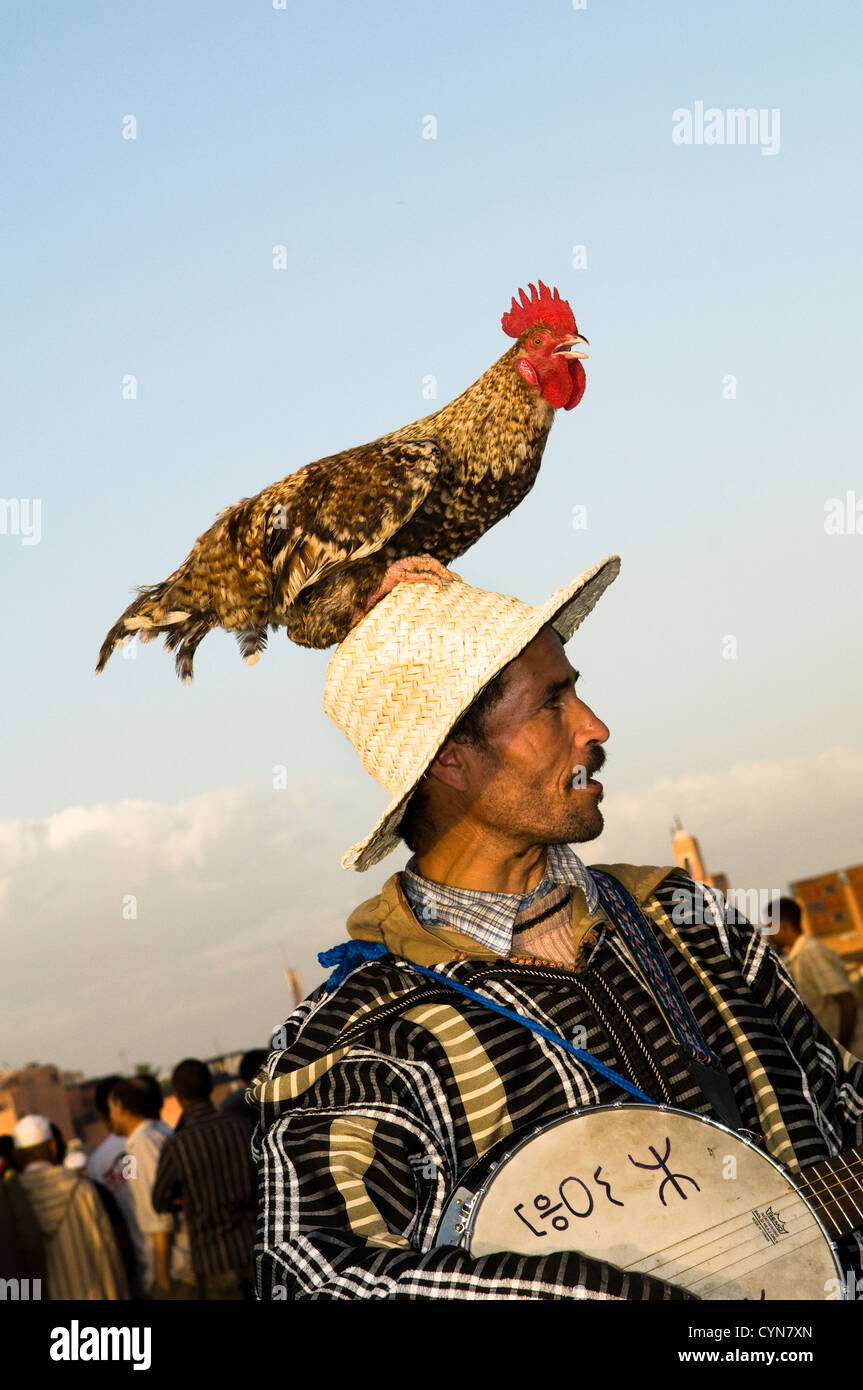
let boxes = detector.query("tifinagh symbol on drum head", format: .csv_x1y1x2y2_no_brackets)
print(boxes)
512,1164,626,1236
626,1136,701,1207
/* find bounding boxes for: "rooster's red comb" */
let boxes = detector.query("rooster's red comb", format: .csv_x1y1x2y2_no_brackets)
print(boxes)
501,281,576,339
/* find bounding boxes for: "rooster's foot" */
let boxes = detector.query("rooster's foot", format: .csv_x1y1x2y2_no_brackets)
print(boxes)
364,554,461,611
347,555,462,631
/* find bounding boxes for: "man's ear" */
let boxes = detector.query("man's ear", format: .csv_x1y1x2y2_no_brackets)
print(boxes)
427,738,474,792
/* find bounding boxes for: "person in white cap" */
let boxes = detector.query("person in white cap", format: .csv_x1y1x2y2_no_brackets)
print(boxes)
251,560,863,1299
13,1114,128,1300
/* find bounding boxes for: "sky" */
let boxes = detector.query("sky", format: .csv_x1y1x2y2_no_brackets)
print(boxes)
1,1,861,1076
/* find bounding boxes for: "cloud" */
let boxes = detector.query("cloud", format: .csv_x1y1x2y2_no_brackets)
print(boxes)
589,745,863,889
0,777,404,1075
2,747,860,1074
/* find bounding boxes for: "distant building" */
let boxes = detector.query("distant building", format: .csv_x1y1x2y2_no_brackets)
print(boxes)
670,817,729,896
0,1063,75,1140
791,863,863,964
666,821,863,984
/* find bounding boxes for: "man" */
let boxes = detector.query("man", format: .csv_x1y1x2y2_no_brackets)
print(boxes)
0,1133,45,1285
12,1114,127,1299
219,1049,270,1130
252,558,863,1299
86,1075,129,1193
769,897,863,1057
85,1074,145,1294
109,1077,193,1297
152,1059,257,1299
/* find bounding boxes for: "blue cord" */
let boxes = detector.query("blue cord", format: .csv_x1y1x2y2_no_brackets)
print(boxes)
318,941,656,1105
406,960,656,1105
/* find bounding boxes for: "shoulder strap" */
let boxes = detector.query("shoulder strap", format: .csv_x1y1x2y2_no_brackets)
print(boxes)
404,961,656,1103
318,942,655,1105
593,871,743,1131
592,869,718,1067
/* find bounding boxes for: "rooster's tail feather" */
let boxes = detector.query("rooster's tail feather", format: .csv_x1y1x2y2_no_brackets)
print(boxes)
96,581,209,682
235,627,270,667
159,613,220,684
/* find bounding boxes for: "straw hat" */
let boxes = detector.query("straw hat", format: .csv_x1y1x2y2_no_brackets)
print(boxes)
323,554,621,871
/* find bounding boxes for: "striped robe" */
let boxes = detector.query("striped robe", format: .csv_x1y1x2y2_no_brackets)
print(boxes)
251,865,863,1300
19,1164,128,1300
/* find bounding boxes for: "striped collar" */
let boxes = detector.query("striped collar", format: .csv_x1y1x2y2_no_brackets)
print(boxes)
174,1098,216,1130
400,843,599,958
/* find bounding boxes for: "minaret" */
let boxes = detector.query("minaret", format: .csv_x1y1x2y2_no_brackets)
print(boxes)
670,816,729,894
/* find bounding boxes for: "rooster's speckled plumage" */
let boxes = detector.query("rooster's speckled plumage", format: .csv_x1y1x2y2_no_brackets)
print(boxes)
96,282,588,681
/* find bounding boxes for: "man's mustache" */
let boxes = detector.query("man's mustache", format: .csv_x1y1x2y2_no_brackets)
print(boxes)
588,748,606,778
573,748,606,781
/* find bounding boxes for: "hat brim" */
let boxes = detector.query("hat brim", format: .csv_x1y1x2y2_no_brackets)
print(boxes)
341,555,620,871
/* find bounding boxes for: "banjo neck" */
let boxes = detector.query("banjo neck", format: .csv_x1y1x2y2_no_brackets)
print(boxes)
794,1145,863,1240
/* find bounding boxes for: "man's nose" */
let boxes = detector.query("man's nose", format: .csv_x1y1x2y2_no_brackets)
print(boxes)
571,699,610,747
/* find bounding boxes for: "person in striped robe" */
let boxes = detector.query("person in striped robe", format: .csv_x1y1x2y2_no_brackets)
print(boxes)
251,562,863,1299
13,1115,128,1300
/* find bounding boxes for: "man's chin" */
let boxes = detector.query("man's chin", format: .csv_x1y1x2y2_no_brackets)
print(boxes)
552,806,604,845
579,808,604,842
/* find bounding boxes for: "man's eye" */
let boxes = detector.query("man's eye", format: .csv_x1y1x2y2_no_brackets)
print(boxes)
544,698,562,710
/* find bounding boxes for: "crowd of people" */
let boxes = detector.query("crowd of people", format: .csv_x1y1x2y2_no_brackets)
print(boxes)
1,896,861,1303
0,1050,268,1301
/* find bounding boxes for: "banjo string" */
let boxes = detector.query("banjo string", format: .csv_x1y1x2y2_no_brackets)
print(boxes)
796,1152,863,1229
637,1162,862,1266
623,1205,826,1291
627,1187,811,1264
680,1232,827,1294
620,1187,816,1275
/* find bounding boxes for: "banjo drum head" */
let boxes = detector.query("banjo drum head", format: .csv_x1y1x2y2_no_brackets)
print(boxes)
435,1105,843,1301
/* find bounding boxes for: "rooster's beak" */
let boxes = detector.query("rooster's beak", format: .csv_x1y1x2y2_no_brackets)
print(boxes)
555,334,589,361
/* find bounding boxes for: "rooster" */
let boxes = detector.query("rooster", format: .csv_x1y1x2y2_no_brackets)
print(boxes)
96,281,588,681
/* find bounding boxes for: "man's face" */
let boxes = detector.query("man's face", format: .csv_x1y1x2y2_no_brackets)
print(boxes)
442,627,610,848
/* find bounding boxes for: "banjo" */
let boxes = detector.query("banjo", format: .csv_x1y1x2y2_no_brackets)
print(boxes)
434,1105,863,1300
